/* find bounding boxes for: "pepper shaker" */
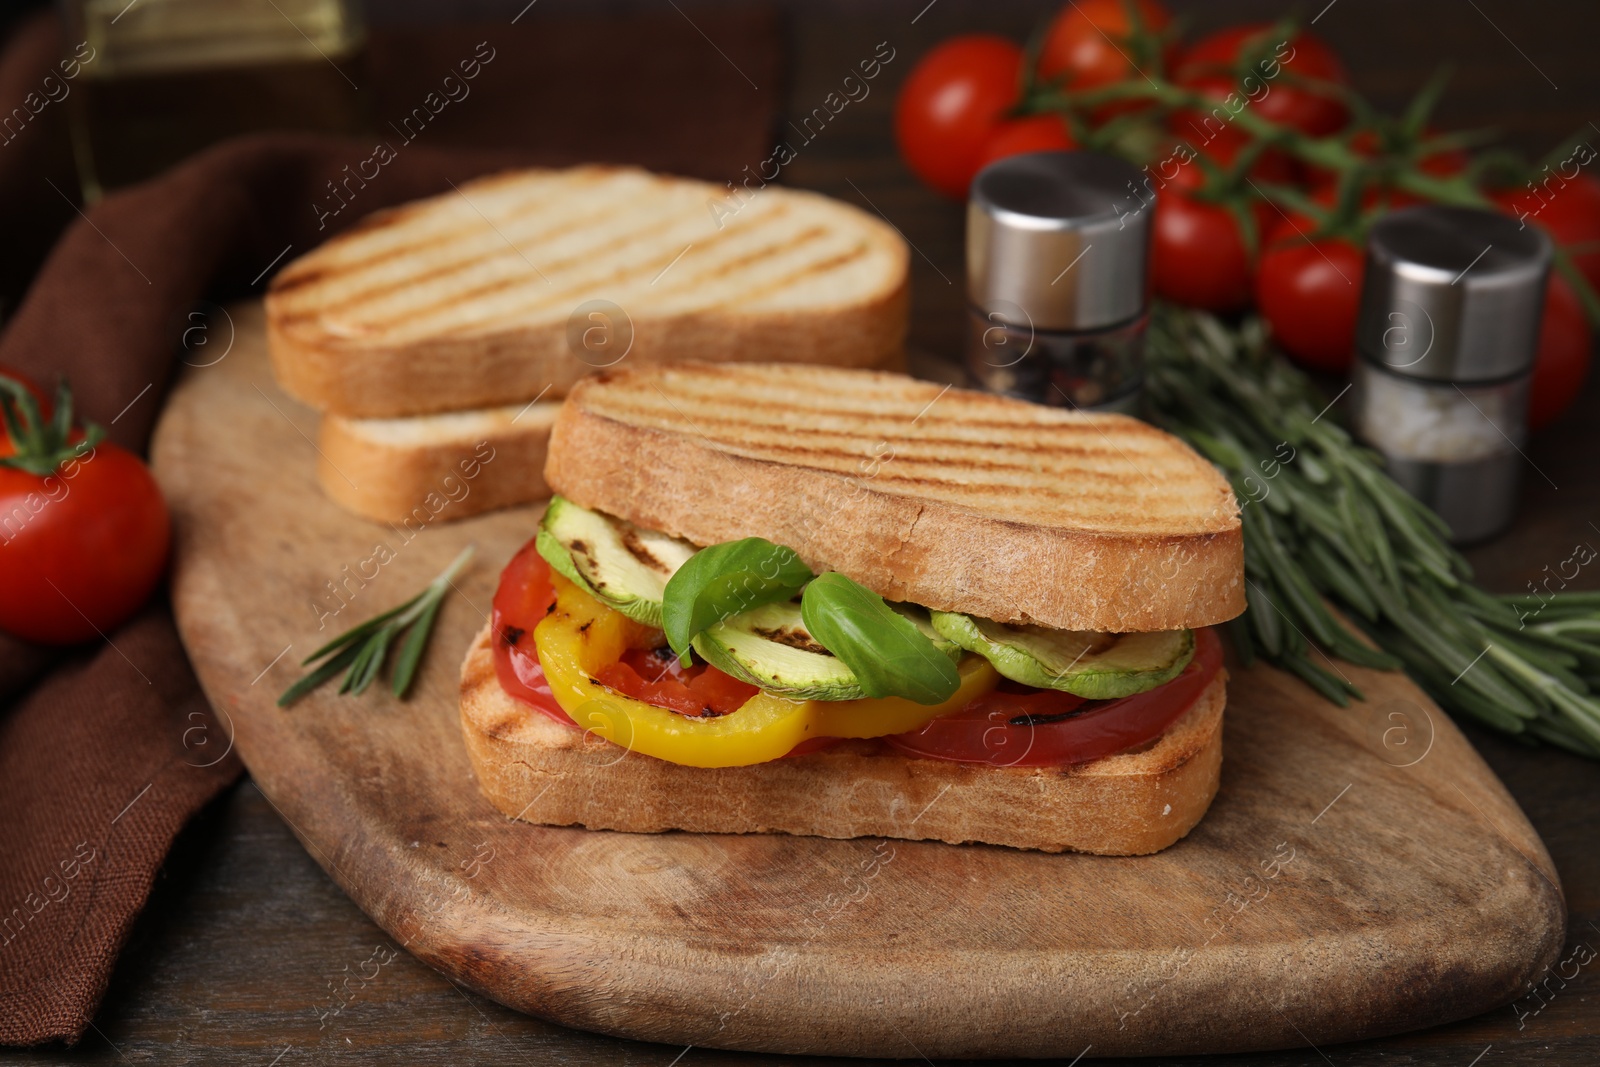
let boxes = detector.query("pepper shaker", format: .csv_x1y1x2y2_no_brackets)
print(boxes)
965,151,1153,413
1351,205,1552,543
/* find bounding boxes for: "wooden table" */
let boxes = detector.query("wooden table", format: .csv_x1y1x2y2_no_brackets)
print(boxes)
7,0,1598,1062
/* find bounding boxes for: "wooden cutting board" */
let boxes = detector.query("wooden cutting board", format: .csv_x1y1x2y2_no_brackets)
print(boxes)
151,302,1565,1059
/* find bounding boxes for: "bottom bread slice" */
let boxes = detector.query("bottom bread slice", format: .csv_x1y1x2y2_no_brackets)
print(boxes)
317,402,561,524
459,623,1224,855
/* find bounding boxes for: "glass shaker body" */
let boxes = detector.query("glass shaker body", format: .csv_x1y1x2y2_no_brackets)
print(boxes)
1350,359,1530,543
1350,205,1552,544
965,305,1146,413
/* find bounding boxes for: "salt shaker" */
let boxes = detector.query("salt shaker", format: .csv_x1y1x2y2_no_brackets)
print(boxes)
965,151,1153,413
1351,205,1552,543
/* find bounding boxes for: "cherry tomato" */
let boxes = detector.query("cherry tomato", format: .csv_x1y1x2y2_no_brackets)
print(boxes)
1413,135,1469,182
1485,185,1598,429
1037,0,1171,90
1167,72,1299,184
895,35,1024,199
1493,175,1600,299
1258,187,1330,246
1527,275,1592,431
974,114,1077,173
884,628,1222,767
1151,189,1255,311
1174,25,1349,138
1255,236,1365,373
1156,149,1207,193
1156,152,1281,243
0,435,171,645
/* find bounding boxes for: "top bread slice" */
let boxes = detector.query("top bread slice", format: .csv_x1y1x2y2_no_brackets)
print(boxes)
266,166,909,418
544,363,1245,634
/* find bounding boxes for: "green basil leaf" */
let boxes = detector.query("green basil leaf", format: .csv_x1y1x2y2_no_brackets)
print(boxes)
662,537,813,659
800,572,960,705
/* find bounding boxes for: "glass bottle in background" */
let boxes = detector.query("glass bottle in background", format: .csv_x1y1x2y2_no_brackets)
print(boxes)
965,151,1154,414
60,0,369,200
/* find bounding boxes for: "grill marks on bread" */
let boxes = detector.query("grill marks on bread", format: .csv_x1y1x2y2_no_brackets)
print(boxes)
573,364,1238,537
265,166,910,420
269,168,899,346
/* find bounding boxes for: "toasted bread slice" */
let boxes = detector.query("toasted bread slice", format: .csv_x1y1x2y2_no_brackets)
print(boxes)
458,623,1225,855
317,402,559,524
545,363,1244,634
266,167,909,418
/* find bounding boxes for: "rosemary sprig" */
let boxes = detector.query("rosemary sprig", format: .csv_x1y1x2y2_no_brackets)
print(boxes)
1146,306,1600,758
278,546,476,707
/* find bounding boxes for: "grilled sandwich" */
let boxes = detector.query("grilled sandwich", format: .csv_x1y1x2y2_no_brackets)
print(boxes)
460,363,1245,855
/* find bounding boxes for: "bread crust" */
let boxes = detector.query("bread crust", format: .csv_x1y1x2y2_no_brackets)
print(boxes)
270,288,909,418
458,623,1224,856
545,366,1245,633
317,409,555,525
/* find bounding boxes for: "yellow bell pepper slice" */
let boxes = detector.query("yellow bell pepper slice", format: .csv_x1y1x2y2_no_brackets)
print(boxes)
813,656,1000,738
534,574,999,768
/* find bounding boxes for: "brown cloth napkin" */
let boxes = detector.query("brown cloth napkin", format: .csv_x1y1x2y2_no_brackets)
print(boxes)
0,9,781,1045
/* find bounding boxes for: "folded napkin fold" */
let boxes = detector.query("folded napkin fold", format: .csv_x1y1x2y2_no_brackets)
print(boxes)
0,7,780,1043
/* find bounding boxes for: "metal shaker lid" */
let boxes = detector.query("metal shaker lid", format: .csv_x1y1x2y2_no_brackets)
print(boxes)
967,150,1152,332
1356,205,1551,382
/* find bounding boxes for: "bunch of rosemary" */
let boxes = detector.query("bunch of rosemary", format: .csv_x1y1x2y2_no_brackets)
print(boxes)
1146,306,1600,758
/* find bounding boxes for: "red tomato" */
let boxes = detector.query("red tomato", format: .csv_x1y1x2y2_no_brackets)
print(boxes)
1259,193,1325,246
596,647,758,718
895,35,1024,199
1255,236,1365,373
1155,149,1206,193
1174,25,1349,138
1527,275,1592,431
1037,0,1171,90
0,435,171,645
1259,183,1369,245
488,539,786,722
974,114,1077,173
1486,184,1598,429
1493,174,1600,298
492,536,758,719
491,536,565,719
1151,189,1255,311
884,628,1222,767
1417,141,1469,180
1168,72,1298,184
1156,149,1281,237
